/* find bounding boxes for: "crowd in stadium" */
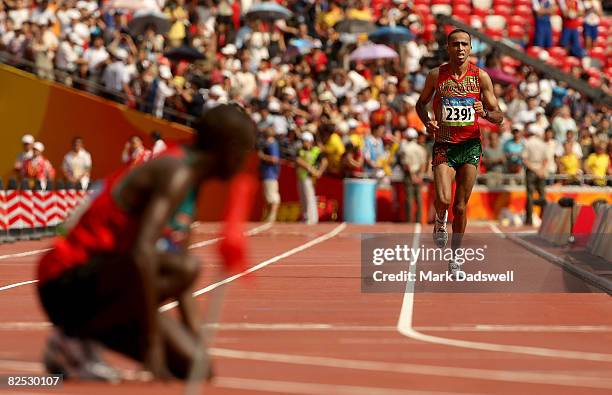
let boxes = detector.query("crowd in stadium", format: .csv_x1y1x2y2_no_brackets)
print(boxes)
0,0,611,189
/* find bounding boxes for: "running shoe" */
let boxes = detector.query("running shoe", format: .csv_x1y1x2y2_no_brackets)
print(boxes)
448,259,464,279
433,212,449,248
43,329,120,382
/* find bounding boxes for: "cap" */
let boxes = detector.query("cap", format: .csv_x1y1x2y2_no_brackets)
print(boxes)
404,128,418,139
159,65,172,79
403,96,416,106
301,132,314,142
511,123,524,132
113,48,128,61
283,87,296,97
33,142,45,152
22,134,35,144
268,100,281,112
527,124,544,136
221,44,237,55
347,118,359,129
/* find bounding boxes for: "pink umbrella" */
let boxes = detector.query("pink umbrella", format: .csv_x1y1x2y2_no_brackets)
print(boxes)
104,0,161,12
349,43,398,61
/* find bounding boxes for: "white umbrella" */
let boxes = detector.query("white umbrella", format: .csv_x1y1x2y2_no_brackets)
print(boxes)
104,0,161,12
349,43,399,61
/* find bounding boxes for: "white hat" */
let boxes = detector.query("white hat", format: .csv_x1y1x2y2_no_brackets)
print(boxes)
33,142,45,152
113,48,128,61
210,85,226,97
338,121,349,134
221,44,237,55
512,123,524,131
22,134,35,144
159,65,172,80
386,76,398,85
527,124,544,136
301,132,314,142
403,96,416,106
268,100,281,112
319,91,337,103
405,128,418,139
283,87,296,97
347,118,359,129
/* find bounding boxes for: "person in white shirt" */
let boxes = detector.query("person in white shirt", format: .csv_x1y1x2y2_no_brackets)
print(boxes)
55,33,83,73
102,48,130,100
82,35,109,76
62,137,92,190
398,128,428,223
154,65,175,118
8,0,29,30
150,131,167,157
522,126,549,225
514,96,540,125
14,134,35,180
552,105,578,142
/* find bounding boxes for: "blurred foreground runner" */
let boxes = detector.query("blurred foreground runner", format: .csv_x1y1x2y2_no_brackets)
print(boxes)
36,104,256,381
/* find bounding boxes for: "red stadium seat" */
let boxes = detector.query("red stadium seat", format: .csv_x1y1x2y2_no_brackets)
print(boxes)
588,76,602,88
507,15,524,26
454,14,471,24
415,4,430,16
508,25,525,39
605,67,612,78
514,0,533,7
588,47,607,63
414,0,430,4
527,46,544,58
563,56,581,68
515,5,533,18
431,0,452,4
453,4,471,15
472,7,490,17
494,0,513,7
453,0,472,5
484,27,504,39
493,5,513,17
548,46,568,58
600,17,611,29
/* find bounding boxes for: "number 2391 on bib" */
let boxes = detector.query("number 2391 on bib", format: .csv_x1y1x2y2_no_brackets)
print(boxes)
442,97,475,127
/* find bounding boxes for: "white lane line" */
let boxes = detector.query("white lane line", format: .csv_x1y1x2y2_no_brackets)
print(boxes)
209,347,612,389
0,249,52,261
0,280,39,292
3,321,612,334
159,223,347,312
489,223,505,237
0,223,273,293
214,377,477,395
398,224,612,362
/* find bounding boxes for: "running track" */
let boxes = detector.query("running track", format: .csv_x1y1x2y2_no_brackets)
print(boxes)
0,222,610,395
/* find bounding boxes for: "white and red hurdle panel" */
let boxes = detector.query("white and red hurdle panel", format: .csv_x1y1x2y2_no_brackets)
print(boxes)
1,179,91,242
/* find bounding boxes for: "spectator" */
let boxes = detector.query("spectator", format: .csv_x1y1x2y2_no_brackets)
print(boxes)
364,124,386,177
558,141,582,184
320,123,346,177
101,48,130,102
153,65,175,118
522,126,549,225
296,132,326,225
533,0,556,48
403,96,425,133
258,129,281,223
398,128,427,223
558,0,585,57
14,134,35,179
542,127,558,182
342,142,365,178
23,142,55,190
583,0,603,51
150,131,167,157
81,35,109,78
504,126,525,182
62,137,92,190
555,129,583,159
552,106,578,142
121,135,151,167
584,140,610,186
482,132,507,187
515,96,541,125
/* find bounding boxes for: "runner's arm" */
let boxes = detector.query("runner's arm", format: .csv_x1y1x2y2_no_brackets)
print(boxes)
478,70,504,124
415,68,439,127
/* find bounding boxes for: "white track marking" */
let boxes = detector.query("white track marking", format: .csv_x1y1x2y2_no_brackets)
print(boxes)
3,321,612,334
209,347,612,389
0,280,39,292
0,249,51,261
0,223,273,293
160,223,347,312
214,377,477,395
489,223,505,237
398,224,612,362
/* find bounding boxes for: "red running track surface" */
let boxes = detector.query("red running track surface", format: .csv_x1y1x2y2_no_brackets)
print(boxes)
0,222,611,395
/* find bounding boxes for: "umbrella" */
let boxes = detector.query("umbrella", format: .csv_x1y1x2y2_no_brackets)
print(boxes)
369,25,415,43
128,10,171,36
349,43,398,61
105,0,161,12
484,67,519,86
334,19,377,34
245,2,292,21
164,46,205,62
289,38,316,54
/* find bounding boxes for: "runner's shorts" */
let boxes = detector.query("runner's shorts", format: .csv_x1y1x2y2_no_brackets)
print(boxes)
432,138,482,170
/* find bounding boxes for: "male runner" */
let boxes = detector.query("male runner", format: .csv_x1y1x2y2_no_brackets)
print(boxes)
36,104,256,380
416,29,503,275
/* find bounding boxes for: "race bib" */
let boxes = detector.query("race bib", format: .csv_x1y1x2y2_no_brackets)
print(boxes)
442,97,475,126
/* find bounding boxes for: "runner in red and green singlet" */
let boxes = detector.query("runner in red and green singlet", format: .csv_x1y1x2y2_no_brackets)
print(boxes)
416,29,504,276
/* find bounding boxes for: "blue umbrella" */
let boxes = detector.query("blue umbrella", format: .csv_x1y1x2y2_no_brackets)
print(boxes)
369,25,415,43
289,38,315,54
245,2,292,20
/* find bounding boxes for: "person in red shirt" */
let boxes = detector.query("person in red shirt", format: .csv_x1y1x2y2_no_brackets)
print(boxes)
23,142,56,190
37,104,257,381
121,135,152,167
